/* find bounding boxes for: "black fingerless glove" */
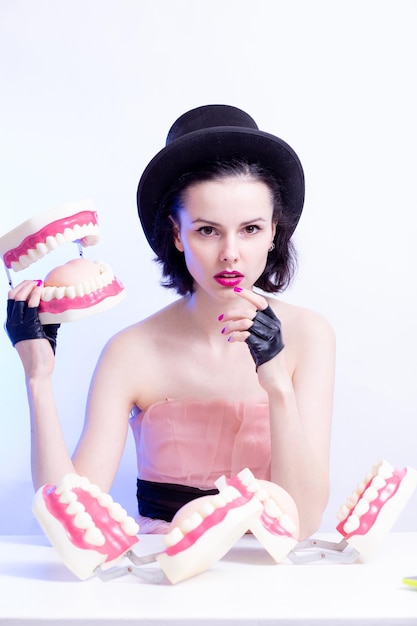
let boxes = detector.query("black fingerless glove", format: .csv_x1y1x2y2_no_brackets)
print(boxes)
5,300,60,354
245,305,284,369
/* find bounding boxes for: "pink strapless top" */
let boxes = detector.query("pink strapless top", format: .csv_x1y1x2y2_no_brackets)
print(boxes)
129,399,271,490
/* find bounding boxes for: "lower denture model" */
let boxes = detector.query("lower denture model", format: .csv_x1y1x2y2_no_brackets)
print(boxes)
0,200,126,323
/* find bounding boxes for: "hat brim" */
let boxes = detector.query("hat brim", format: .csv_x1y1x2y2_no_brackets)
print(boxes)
137,126,305,252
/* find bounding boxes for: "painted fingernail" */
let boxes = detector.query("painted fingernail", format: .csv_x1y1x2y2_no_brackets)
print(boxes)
234,287,242,293
35,280,43,287
221,327,226,334
218,314,224,321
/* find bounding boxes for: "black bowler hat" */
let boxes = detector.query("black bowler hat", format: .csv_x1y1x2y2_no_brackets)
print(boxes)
137,104,305,252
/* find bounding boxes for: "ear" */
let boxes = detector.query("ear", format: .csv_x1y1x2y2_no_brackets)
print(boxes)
169,215,184,252
270,220,278,247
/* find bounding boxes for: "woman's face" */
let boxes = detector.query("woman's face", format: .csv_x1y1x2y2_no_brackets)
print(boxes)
172,177,276,299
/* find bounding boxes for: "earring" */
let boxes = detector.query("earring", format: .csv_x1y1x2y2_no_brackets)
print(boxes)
268,243,275,252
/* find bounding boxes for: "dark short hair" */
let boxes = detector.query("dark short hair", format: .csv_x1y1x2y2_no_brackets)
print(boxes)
152,159,298,296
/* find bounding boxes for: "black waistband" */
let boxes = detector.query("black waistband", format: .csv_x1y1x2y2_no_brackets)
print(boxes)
136,478,218,522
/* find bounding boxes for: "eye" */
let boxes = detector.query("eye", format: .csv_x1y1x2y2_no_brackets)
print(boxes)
197,226,218,237
243,224,261,235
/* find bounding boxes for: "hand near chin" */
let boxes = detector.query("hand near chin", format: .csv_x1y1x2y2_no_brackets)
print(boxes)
218,287,285,378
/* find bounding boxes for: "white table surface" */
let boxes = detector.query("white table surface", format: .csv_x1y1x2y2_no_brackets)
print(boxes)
0,532,417,625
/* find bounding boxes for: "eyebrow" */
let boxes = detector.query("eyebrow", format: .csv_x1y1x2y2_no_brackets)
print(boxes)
191,217,268,226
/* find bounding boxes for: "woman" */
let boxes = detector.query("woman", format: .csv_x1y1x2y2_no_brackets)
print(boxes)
6,105,335,540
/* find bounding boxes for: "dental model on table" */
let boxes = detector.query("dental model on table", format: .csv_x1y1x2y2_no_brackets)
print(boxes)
31,460,416,584
0,200,126,323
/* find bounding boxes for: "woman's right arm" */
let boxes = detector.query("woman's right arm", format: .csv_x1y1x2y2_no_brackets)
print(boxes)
7,280,133,492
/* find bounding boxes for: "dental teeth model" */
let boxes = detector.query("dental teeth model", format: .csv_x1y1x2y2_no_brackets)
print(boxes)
215,468,299,563
0,200,126,323
32,473,140,580
156,469,264,584
335,460,417,560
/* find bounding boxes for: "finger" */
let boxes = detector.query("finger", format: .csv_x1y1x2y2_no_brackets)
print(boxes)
233,287,268,311
221,318,253,336
226,330,250,343
8,280,43,305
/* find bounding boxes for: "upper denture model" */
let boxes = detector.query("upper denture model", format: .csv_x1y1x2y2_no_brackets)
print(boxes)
0,200,126,323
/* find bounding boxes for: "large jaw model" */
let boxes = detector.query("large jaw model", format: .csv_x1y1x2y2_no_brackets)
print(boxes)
32,469,265,584
215,468,299,563
156,469,264,584
0,200,126,323
32,474,140,580
336,460,417,561
292,459,417,564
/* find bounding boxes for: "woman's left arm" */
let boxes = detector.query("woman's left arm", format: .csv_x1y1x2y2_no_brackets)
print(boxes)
223,287,336,540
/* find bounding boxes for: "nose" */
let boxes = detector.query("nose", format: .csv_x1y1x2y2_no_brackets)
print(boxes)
220,234,239,263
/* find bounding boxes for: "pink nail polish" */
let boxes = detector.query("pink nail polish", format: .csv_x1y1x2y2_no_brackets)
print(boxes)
234,287,242,293
221,327,226,334
35,280,43,287
218,314,224,321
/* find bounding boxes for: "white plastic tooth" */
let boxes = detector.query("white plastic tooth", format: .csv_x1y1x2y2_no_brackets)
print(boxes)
180,512,203,534
200,500,216,518
75,283,85,298
73,511,94,530
36,242,48,257
357,481,367,494
45,235,59,251
108,502,127,522
164,526,184,548
84,526,106,547
55,286,66,300
353,497,370,517
97,492,114,507
82,280,93,295
19,254,31,269
55,473,81,495
66,501,85,516
343,514,360,534
220,485,238,503
65,285,77,299
58,490,77,505
73,224,84,239
264,498,282,519
346,491,359,508
11,261,22,271
27,248,40,262
255,488,269,503
55,233,66,245
337,504,350,521
211,494,226,509
63,227,75,242
86,483,101,498
40,286,54,302
279,513,297,535
237,468,255,486
377,460,394,480
371,474,386,490
363,486,379,502
121,517,140,536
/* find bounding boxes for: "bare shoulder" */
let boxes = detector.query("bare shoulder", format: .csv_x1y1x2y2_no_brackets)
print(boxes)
268,298,335,349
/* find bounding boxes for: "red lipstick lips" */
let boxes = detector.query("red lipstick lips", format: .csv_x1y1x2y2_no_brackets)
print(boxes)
214,271,243,287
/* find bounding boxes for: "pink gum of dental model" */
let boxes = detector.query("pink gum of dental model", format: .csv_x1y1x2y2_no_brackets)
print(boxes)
32,474,140,580
336,460,417,560
0,200,126,323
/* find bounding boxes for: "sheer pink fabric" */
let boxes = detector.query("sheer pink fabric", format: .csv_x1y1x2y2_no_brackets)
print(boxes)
129,399,271,533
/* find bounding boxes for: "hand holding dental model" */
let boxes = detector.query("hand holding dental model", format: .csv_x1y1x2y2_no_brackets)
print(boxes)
0,199,126,326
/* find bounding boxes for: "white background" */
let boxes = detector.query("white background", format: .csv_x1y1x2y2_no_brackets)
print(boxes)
0,0,416,535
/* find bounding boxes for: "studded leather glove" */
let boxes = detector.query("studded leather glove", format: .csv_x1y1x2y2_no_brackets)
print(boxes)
245,305,284,369
5,299,60,354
